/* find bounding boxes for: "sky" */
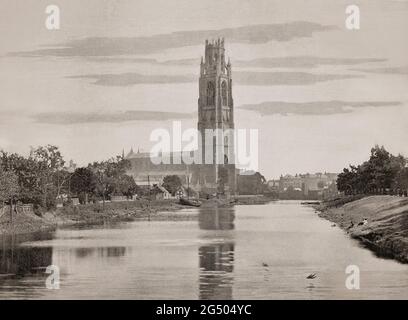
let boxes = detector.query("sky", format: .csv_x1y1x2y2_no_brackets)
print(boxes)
0,0,408,179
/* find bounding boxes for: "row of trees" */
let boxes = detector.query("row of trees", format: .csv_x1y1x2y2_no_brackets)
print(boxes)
337,145,408,196
0,145,138,212
71,155,138,206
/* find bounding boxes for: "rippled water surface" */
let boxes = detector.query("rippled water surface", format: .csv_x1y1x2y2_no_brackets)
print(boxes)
0,201,407,299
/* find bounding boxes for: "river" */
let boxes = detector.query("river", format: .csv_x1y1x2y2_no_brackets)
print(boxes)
0,201,407,299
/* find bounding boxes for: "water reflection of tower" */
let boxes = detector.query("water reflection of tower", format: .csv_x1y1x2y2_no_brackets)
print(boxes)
198,206,235,300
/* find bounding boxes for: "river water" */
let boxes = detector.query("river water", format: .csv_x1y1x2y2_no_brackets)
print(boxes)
0,201,407,299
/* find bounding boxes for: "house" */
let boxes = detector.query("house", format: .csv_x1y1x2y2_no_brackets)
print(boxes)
151,185,171,200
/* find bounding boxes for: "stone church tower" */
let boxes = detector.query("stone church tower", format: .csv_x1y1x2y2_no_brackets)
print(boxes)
194,38,236,195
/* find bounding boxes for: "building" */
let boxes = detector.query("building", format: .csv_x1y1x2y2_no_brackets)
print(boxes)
301,173,338,199
125,148,191,186
151,185,172,200
237,171,266,195
267,179,280,191
272,172,339,200
279,174,303,191
194,38,236,195
125,39,237,196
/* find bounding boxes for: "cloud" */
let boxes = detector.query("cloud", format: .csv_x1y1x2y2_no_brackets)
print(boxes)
83,56,385,69
10,22,335,57
233,71,362,86
68,71,361,86
234,56,386,69
239,100,402,116
67,73,196,86
32,110,196,125
351,66,408,75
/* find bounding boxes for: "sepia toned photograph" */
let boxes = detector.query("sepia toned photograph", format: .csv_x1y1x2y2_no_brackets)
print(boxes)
0,0,408,302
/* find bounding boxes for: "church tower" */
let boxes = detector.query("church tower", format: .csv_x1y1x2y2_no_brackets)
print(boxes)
196,38,236,195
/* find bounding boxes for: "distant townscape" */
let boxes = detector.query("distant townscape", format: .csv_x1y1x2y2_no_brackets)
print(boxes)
265,172,338,200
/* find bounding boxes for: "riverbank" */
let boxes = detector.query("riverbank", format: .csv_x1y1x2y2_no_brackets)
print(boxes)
316,195,408,263
0,208,56,235
0,200,187,236
0,196,274,236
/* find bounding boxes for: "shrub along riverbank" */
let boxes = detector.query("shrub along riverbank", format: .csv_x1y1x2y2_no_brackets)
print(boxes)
316,195,408,263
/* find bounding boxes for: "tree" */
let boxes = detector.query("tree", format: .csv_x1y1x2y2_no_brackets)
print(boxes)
88,156,132,204
337,145,406,195
337,167,356,195
395,167,408,195
1,151,41,206
89,161,112,209
0,169,20,222
162,175,182,196
30,145,65,209
112,174,138,198
70,167,95,204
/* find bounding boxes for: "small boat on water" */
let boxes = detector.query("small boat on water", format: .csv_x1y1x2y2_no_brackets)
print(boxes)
179,198,202,207
300,201,320,205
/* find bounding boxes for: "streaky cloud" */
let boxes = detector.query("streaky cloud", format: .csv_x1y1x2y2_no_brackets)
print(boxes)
9,22,335,57
67,71,361,87
239,100,402,116
233,71,362,86
82,56,386,69
33,110,196,125
67,73,196,86
234,56,386,69
351,66,408,75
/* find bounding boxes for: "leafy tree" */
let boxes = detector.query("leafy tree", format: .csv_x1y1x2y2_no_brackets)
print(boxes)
337,167,355,195
89,161,112,208
30,145,65,209
162,175,182,196
111,174,138,198
70,167,95,203
0,146,68,209
88,157,132,201
0,169,20,222
395,167,408,194
337,145,406,195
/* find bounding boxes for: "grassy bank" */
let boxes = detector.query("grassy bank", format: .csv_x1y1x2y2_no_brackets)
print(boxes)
43,199,190,226
0,199,188,235
0,208,56,235
316,195,408,263
0,195,273,236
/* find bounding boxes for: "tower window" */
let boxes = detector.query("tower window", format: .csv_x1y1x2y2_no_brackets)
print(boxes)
207,81,215,106
221,81,228,106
